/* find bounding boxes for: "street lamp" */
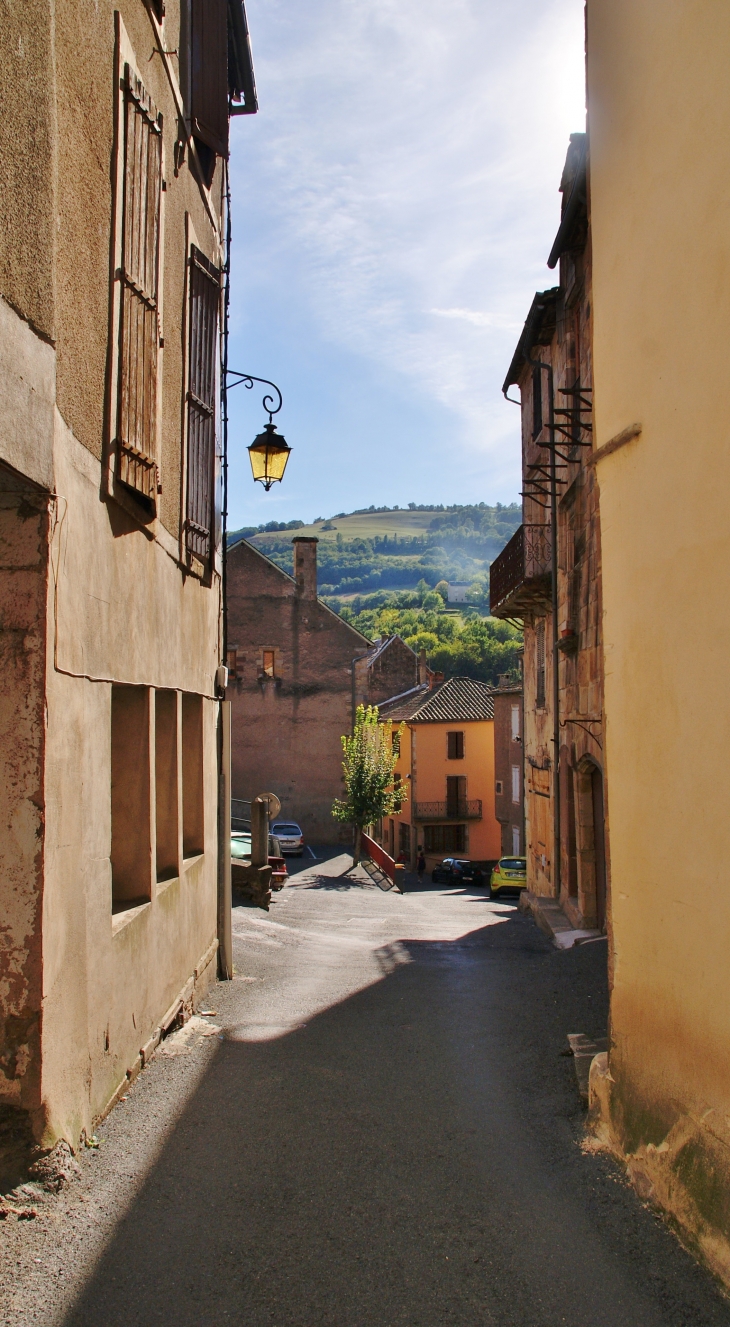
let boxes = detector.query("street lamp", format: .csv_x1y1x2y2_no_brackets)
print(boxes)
226,371,291,491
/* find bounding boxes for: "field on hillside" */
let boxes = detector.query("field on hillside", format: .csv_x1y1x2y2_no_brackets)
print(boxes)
253,508,448,544
228,502,521,607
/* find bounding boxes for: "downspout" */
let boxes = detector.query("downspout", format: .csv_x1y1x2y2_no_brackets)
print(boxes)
216,163,233,980
521,353,561,901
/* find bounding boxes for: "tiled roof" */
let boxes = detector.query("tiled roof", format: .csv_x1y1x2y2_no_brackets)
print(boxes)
378,676,495,723
376,684,431,722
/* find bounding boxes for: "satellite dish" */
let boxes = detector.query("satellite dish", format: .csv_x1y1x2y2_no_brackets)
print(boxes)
257,792,282,820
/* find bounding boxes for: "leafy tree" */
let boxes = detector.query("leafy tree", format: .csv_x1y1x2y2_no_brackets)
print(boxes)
434,580,449,601
332,705,408,864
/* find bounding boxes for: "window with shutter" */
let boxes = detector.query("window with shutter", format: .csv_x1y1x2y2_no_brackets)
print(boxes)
190,0,229,159
447,731,464,760
117,66,162,507
185,246,220,562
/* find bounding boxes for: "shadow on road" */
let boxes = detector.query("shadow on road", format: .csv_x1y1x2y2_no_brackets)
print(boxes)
60,912,727,1327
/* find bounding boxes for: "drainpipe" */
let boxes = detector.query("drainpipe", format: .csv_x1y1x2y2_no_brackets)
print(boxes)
522,352,561,901
216,167,233,978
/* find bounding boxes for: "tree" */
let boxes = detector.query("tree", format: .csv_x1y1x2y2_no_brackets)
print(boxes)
434,579,449,601
332,705,408,864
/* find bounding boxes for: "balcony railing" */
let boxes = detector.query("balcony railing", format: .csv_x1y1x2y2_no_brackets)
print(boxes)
489,523,552,619
413,800,482,822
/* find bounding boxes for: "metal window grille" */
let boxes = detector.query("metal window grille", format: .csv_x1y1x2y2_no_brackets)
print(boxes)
536,618,546,708
185,246,220,561
424,824,466,854
532,365,543,440
117,66,162,504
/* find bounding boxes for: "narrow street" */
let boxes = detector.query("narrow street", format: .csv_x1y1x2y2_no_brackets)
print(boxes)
2,863,728,1326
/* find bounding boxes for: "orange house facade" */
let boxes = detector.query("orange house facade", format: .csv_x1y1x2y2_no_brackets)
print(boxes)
376,677,502,872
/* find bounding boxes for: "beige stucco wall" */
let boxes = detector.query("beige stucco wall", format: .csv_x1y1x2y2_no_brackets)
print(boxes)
587,0,730,1280
0,0,226,1154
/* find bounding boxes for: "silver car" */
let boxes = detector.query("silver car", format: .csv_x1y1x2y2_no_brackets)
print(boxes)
271,821,305,856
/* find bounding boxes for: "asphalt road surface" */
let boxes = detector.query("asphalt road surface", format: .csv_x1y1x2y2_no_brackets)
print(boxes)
2,859,729,1326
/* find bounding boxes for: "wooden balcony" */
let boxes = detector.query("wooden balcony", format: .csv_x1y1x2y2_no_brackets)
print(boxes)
489,523,552,619
413,800,482,822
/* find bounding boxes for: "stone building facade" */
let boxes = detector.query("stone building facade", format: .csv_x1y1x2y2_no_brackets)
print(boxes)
490,134,609,931
226,538,423,844
0,0,254,1177
493,679,524,857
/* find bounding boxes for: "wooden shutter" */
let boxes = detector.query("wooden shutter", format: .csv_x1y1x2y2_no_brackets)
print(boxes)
447,731,464,759
186,246,220,561
190,0,229,157
118,66,162,504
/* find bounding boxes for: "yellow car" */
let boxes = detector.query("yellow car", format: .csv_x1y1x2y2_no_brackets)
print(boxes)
489,856,527,897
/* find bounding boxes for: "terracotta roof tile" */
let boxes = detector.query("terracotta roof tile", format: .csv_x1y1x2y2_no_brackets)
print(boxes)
378,676,495,723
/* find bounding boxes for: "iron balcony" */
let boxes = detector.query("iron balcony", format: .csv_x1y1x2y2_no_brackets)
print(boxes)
489,523,552,619
413,800,482,822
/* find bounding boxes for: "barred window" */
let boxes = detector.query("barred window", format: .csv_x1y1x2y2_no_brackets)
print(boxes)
117,66,162,507
424,824,466,854
532,365,543,440
185,247,220,562
536,618,546,708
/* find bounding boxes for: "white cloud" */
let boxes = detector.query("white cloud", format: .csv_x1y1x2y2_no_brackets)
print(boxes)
231,0,586,500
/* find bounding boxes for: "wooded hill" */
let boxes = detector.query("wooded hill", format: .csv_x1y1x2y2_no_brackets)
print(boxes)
228,502,521,601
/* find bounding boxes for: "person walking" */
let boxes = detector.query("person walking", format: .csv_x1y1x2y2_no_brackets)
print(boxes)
417,849,426,884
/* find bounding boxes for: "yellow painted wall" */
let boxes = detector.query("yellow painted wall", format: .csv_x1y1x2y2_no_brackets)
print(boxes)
389,719,501,866
587,0,730,1281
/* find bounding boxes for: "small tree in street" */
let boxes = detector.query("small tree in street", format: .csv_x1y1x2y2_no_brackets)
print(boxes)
332,705,408,865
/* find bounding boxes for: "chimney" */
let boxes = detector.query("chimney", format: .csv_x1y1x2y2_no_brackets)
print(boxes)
292,537,318,600
418,648,428,685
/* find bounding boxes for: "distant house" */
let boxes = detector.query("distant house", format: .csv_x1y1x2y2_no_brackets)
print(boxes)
447,584,470,604
375,677,502,870
226,539,423,843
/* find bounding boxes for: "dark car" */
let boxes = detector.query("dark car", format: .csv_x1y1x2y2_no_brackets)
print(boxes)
431,858,484,886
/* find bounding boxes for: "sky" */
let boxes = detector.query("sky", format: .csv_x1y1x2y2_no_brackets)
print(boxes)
226,0,586,531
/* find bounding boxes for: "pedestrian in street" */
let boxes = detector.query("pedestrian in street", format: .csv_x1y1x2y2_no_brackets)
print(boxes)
417,849,426,883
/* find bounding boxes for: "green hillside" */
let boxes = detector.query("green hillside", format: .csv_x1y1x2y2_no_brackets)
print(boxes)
228,502,521,600
227,502,524,686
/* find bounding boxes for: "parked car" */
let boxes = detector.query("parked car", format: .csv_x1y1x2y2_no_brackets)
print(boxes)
271,821,305,856
489,856,527,897
431,858,484,885
230,832,288,889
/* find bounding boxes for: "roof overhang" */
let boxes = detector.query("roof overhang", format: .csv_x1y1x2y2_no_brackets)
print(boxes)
547,133,587,270
502,289,559,395
228,0,258,114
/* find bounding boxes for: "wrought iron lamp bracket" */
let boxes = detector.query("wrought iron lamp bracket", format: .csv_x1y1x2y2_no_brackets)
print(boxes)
226,371,283,423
